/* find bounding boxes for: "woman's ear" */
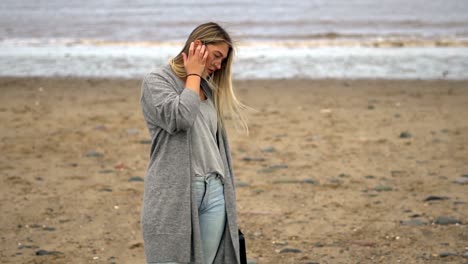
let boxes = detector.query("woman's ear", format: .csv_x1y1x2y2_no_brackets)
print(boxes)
194,39,202,46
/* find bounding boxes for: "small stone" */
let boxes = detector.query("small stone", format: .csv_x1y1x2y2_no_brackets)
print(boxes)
410,214,423,218
434,216,461,225
236,181,250,188
261,146,276,153
374,185,393,192
302,179,318,185
99,169,114,174
254,189,264,195
320,109,332,114
424,196,449,202
439,252,457,257
273,179,318,185
399,131,412,138
400,219,427,226
139,139,152,144
128,176,144,182
272,241,288,246
114,164,126,170
391,170,405,177
129,241,143,249
364,175,375,179
18,244,38,250
314,242,325,247
242,156,266,162
42,227,56,231
126,128,140,135
453,177,468,185
35,177,43,181
35,249,63,256
279,247,302,253
328,178,343,184
338,173,350,178
368,105,375,110
462,252,468,258
86,151,103,158
258,164,288,173
98,188,113,192
94,124,107,131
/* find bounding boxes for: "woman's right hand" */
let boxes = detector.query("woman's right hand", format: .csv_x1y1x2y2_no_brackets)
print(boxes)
182,41,208,76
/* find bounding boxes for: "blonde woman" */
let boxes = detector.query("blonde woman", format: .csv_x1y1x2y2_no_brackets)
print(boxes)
140,22,247,264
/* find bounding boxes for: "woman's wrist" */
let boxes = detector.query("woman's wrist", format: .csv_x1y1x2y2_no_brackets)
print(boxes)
186,73,202,79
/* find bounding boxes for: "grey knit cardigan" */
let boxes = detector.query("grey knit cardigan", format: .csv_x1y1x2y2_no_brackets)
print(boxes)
140,65,240,264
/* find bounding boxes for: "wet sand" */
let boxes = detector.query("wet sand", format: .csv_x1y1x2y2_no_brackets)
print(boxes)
0,77,467,263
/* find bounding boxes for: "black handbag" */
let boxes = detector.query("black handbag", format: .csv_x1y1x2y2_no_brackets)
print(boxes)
238,229,247,264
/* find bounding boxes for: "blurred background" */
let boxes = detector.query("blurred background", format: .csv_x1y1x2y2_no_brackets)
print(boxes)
1,0,468,79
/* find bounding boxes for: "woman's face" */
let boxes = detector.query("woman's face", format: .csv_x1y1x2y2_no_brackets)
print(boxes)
204,42,229,76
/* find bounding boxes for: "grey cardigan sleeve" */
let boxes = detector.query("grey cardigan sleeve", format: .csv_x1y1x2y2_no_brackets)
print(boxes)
141,73,201,134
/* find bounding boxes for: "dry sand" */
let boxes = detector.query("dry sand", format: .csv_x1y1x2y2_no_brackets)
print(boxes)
0,77,467,264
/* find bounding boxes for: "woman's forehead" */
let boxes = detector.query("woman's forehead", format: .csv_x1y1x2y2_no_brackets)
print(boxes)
209,42,229,58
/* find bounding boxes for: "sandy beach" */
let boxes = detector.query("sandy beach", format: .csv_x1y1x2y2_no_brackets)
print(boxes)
0,77,467,264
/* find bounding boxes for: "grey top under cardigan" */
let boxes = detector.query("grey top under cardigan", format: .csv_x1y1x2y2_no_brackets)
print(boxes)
140,64,240,264
191,97,226,179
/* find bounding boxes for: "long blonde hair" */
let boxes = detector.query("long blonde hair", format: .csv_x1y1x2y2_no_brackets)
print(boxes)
170,22,248,133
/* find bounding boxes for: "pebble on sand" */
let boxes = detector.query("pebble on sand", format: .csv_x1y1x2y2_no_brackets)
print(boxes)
439,252,458,258
235,181,250,188
400,219,427,226
272,179,318,185
374,185,393,192
433,216,462,225
128,241,143,249
128,176,144,182
126,128,140,135
278,247,302,253
35,249,63,256
99,169,114,174
423,196,449,202
453,176,468,185
242,156,266,162
18,244,38,250
261,146,276,153
258,164,289,173
399,131,412,138
85,151,103,158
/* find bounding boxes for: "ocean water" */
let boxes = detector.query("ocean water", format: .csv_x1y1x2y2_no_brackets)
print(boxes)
1,0,468,79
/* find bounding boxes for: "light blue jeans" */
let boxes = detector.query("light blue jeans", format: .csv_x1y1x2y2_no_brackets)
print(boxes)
193,173,226,264
148,173,226,264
